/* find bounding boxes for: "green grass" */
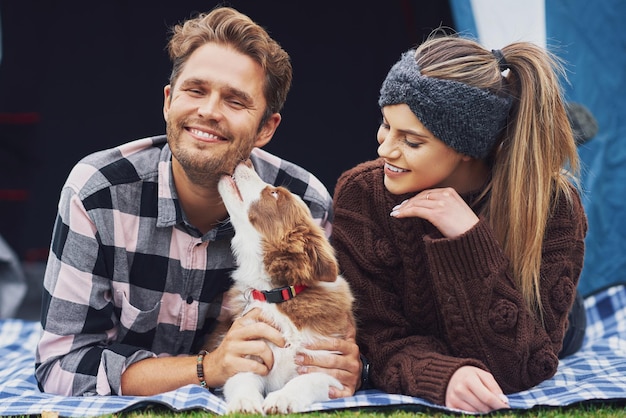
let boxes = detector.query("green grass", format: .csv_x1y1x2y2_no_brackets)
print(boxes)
83,402,626,417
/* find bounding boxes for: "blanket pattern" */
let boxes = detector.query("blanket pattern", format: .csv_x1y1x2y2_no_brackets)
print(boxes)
1,285,625,417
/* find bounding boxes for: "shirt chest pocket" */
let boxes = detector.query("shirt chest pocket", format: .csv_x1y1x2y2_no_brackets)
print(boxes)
115,290,161,335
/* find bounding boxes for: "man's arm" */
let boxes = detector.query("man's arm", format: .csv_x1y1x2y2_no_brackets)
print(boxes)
121,309,285,395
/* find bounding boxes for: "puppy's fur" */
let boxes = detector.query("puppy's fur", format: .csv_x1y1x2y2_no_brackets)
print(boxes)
205,162,355,414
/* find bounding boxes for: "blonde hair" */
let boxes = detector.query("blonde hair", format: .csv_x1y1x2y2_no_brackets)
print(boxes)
415,35,580,319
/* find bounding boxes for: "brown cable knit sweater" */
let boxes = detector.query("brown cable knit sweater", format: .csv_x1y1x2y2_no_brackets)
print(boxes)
332,158,588,406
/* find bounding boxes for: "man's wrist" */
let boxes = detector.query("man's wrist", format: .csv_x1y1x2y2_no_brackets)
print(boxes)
196,350,209,388
359,353,371,390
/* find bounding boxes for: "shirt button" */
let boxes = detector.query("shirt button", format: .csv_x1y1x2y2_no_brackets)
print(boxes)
186,296,194,304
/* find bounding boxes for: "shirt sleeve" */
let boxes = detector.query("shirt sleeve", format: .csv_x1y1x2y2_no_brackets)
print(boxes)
35,185,155,396
304,177,333,238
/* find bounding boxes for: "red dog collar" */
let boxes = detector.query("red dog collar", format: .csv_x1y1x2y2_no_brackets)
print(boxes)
251,284,308,303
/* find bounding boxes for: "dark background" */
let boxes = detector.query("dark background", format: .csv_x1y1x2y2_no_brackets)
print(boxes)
0,1,454,262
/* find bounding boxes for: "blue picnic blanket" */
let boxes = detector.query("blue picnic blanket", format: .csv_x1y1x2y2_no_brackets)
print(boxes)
1,284,625,417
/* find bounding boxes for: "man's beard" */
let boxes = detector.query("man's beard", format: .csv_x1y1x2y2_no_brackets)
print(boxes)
166,119,252,187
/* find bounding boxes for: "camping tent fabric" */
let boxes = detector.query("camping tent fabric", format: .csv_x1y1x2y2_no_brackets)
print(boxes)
1,284,625,416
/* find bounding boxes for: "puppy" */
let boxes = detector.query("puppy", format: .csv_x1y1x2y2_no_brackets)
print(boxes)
205,161,355,414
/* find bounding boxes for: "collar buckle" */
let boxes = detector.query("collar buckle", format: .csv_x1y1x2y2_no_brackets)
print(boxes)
251,284,307,303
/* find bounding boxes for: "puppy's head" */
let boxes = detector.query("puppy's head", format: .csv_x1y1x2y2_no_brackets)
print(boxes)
218,162,338,287
218,160,268,229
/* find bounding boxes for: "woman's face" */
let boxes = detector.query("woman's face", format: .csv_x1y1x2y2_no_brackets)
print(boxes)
377,104,475,195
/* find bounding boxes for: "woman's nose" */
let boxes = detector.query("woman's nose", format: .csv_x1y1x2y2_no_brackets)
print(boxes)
377,135,400,159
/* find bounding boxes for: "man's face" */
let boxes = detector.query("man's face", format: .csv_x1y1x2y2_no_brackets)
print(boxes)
163,42,279,187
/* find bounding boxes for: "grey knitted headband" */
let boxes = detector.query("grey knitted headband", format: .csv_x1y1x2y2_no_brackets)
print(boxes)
379,49,513,159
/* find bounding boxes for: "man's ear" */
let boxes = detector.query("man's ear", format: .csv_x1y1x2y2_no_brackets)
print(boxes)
254,113,281,148
163,85,172,120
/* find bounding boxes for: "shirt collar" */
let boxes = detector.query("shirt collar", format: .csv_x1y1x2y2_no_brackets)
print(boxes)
155,142,234,241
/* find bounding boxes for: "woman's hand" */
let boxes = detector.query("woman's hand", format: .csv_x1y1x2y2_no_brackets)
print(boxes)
446,366,509,413
390,187,479,238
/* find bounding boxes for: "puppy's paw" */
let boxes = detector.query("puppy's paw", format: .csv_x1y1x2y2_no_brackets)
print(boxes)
262,372,342,413
263,390,307,414
226,393,264,414
223,371,265,414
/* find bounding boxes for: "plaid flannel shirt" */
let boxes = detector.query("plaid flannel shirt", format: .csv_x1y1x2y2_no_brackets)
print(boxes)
35,135,333,396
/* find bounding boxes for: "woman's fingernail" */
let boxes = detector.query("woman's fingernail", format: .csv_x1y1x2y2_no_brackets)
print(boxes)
294,355,304,364
499,394,509,404
392,200,408,211
390,210,399,217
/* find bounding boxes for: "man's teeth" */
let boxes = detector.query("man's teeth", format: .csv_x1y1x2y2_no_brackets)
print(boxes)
190,128,218,139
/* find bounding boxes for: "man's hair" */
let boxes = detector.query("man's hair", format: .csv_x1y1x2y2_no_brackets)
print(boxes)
166,7,292,121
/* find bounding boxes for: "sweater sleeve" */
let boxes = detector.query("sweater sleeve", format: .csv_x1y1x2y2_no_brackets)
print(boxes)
423,185,588,394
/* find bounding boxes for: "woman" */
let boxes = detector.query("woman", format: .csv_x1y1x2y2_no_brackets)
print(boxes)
332,34,588,413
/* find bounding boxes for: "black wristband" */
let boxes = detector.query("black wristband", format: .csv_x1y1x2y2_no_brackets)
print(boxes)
359,353,371,390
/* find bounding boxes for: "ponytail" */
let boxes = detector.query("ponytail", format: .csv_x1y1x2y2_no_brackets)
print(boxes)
488,43,580,318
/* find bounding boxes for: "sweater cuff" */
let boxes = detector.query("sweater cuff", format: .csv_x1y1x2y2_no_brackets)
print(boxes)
413,355,486,406
424,219,507,282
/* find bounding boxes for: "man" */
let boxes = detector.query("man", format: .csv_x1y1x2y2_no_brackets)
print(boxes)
35,7,360,397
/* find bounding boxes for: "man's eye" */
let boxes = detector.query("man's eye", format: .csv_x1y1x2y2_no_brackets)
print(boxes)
186,89,203,96
227,99,245,108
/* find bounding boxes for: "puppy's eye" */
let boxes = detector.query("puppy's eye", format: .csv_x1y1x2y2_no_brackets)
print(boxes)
270,191,279,200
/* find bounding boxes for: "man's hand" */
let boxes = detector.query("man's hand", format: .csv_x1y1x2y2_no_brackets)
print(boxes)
121,308,284,396
446,365,509,413
295,316,361,398
203,308,285,388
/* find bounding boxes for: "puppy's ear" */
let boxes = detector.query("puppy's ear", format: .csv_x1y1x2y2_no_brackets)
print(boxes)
303,226,339,283
264,225,338,286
